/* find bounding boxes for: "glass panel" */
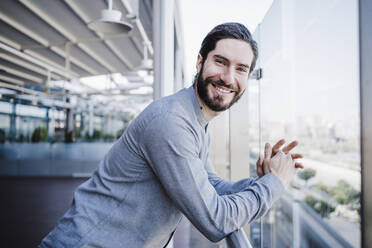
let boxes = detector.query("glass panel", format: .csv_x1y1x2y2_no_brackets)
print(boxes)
247,76,263,247
253,0,360,247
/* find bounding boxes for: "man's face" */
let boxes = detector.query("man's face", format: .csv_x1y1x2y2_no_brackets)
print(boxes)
196,38,254,112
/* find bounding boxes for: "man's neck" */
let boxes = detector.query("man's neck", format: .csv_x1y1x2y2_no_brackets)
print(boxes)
193,84,220,121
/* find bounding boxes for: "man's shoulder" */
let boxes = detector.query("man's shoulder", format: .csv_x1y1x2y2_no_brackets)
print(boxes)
132,87,202,150
143,88,193,119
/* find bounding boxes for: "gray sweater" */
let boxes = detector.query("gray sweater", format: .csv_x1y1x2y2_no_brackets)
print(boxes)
40,86,284,248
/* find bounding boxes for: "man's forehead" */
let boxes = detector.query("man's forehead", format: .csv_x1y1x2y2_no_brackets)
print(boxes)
210,38,254,65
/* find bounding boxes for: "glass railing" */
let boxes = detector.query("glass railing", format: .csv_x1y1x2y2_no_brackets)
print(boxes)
250,0,361,247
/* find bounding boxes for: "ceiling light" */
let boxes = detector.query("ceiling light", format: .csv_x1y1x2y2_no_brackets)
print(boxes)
88,0,133,35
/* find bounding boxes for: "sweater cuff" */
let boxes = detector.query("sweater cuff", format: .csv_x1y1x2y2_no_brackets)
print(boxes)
258,173,285,202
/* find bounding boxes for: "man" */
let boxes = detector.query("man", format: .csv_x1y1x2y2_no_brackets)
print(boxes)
40,22,302,248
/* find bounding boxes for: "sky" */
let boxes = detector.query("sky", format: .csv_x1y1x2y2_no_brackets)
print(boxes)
179,0,273,84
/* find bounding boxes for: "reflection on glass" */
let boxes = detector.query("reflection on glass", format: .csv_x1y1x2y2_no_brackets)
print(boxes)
251,0,360,247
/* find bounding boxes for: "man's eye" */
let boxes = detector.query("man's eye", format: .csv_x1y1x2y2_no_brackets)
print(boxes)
237,67,248,73
216,60,225,65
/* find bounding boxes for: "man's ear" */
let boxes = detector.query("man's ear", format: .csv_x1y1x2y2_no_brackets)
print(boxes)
196,54,203,74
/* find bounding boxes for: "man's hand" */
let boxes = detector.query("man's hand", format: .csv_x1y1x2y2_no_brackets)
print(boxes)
256,139,304,178
268,150,297,187
272,139,304,169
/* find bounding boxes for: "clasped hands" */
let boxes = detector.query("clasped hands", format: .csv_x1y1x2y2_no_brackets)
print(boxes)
256,139,304,187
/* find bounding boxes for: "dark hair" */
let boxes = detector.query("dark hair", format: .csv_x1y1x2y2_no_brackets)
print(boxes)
199,22,258,73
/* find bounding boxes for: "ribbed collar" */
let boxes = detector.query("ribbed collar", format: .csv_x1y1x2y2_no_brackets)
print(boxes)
186,85,209,128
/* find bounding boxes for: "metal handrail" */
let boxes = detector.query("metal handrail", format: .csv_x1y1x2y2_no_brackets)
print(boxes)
225,229,252,248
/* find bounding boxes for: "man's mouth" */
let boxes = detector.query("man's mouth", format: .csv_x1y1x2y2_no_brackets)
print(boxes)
211,83,235,95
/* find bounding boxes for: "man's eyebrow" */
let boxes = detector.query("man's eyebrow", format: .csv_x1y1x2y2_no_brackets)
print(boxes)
214,54,228,61
213,54,250,69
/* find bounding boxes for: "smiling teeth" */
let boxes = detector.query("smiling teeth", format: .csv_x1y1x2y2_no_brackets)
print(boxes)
216,86,231,94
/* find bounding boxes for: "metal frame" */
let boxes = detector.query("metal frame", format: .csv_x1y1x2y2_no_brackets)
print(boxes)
359,0,372,247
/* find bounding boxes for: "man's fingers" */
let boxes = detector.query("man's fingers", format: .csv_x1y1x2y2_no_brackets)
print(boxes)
263,143,272,174
291,154,303,159
263,160,271,174
264,143,272,159
257,155,264,167
282,140,299,154
272,139,285,155
295,162,304,169
256,155,264,177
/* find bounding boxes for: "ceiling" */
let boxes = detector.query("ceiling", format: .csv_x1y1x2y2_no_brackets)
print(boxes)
0,0,153,93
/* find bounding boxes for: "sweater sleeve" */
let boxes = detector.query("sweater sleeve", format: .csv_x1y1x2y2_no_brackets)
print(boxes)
205,157,259,195
139,114,284,242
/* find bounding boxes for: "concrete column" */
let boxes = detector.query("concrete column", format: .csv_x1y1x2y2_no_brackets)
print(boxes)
153,3,177,247
153,0,175,99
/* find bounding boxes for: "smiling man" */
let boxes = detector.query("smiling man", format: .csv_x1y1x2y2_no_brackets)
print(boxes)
195,37,253,115
39,23,301,248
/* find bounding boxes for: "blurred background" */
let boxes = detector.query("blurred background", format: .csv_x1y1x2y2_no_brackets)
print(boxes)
0,0,370,247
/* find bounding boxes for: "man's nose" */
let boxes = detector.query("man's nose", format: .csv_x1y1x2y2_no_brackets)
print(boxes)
220,67,235,86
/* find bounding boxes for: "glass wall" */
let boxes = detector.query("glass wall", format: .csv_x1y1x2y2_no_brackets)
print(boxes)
247,77,263,247
250,0,360,247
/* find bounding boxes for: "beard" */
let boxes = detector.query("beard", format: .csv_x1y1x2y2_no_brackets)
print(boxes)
196,64,245,112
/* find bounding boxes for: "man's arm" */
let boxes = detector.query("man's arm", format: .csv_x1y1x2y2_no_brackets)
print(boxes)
204,133,258,196
207,139,304,195
205,158,258,195
140,114,284,242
